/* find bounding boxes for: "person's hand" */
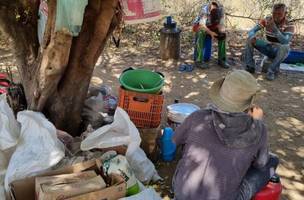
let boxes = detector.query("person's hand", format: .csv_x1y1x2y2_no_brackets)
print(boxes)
248,105,264,120
193,23,200,32
250,37,257,45
266,18,279,33
210,31,218,39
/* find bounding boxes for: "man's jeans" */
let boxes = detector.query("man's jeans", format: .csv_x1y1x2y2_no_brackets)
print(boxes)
236,155,279,200
244,38,289,74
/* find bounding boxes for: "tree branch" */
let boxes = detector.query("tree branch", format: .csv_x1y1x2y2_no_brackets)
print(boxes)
0,0,39,85
226,12,304,23
225,13,259,22
291,18,304,22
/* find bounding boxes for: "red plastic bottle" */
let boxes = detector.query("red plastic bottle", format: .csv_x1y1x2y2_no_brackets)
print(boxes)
252,174,283,200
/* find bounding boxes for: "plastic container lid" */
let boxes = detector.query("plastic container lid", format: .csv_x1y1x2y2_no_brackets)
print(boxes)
167,103,200,123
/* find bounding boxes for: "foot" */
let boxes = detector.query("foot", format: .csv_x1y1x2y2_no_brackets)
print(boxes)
218,60,230,69
274,70,280,76
261,65,268,73
195,61,209,69
245,65,255,74
266,72,275,81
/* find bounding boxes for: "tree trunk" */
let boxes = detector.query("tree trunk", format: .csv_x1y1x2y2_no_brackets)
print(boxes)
0,0,121,136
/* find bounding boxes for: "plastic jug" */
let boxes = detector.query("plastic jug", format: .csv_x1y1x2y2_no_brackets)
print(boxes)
252,174,283,200
160,127,176,161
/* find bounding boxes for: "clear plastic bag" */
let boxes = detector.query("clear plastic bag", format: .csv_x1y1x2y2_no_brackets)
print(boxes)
81,107,161,183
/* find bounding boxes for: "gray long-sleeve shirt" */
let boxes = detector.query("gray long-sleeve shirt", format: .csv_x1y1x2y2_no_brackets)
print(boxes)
173,105,269,200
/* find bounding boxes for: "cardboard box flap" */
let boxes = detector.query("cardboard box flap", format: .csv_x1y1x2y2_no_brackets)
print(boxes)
66,174,126,200
10,159,97,200
36,171,106,200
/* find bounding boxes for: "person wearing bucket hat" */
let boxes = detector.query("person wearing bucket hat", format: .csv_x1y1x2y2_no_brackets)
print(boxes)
172,70,278,200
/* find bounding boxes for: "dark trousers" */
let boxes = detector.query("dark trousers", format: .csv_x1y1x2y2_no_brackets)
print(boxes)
236,155,279,200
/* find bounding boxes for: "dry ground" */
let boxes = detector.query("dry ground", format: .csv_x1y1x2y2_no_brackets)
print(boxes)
91,25,304,200
1,24,303,199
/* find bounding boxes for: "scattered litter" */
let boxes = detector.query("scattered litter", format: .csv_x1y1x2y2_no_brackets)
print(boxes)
81,107,161,183
101,152,140,196
178,64,194,72
119,187,162,200
280,63,304,74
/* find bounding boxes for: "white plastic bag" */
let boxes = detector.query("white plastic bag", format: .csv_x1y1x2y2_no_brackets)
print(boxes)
4,111,65,192
0,94,20,199
118,187,161,200
126,147,161,183
102,153,140,195
81,107,141,154
81,107,160,183
0,94,20,150
0,151,7,200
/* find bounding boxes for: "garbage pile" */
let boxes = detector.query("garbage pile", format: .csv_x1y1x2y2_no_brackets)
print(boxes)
0,66,201,200
0,93,162,200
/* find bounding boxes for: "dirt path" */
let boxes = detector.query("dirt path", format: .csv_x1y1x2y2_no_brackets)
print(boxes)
92,29,304,200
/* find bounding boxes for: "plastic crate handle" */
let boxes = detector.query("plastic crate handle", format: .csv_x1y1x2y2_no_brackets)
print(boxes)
133,96,149,103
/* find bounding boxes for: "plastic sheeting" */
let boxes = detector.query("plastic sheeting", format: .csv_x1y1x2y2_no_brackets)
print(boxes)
81,107,161,183
55,0,88,36
120,0,161,24
4,111,65,192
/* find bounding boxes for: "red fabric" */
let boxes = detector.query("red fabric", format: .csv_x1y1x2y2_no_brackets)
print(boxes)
0,73,7,79
252,182,282,200
192,24,200,32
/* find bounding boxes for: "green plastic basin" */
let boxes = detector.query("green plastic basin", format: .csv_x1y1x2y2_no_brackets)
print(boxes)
119,69,164,94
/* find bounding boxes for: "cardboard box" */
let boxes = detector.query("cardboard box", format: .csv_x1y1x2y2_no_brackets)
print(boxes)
9,159,126,200
36,171,106,200
66,175,126,200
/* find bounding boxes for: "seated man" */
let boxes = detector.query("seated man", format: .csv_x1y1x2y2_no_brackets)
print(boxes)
244,3,295,80
193,1,229,69
172,70,278,200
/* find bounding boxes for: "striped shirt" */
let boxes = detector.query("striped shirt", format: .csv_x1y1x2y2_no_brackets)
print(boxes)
258,16,295,43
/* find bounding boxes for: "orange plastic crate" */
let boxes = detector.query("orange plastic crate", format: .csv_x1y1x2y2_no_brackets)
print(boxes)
118,87,164,128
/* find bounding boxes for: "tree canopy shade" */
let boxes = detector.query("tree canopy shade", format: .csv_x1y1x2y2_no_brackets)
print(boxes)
0,0,122,135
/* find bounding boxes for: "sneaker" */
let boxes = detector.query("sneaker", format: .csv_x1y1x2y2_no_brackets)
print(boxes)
266,72,275,81
218,60,230,69
245,65,255,74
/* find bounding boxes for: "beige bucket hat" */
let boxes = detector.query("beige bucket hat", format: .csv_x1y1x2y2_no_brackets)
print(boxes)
209,70,260,113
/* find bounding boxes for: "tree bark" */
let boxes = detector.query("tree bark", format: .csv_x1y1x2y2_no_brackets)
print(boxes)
0,0,121,136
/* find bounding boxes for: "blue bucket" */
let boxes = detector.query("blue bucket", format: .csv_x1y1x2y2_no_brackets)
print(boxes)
283,50,304,64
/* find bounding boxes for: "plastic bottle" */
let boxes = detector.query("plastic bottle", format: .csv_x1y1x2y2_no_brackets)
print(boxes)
101,153,140,196
252,174,283,200
160,127,176,161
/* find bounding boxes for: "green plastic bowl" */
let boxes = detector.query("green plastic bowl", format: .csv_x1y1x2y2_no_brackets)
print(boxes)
119,69,164,94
